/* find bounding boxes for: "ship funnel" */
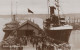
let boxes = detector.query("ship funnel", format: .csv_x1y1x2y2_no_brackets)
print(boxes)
50,6,56,15
12,15,16,21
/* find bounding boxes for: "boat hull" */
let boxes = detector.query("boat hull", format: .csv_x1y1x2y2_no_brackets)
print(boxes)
45,29,72,44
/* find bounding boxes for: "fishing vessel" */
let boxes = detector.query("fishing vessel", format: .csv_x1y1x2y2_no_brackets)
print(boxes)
43,0,73,44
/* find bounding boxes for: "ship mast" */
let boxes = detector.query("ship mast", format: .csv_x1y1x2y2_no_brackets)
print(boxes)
57,0,60,18
11,0,13,21
16,1,18,16
47,0,50,18
11,0,17,21
55,0,60,25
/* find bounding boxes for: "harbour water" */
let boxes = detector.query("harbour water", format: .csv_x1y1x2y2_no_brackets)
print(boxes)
69,30,80,50
0,18,80,50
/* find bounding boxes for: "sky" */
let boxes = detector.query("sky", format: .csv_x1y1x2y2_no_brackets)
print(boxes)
0,0,80,15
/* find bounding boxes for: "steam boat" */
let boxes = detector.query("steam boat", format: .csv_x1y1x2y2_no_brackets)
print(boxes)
43,0,73,44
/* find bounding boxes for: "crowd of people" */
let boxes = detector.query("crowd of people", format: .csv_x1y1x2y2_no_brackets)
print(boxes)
1,34,71,50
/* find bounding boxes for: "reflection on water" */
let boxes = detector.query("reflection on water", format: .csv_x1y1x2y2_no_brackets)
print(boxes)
69,30,80,50
0,18,80,50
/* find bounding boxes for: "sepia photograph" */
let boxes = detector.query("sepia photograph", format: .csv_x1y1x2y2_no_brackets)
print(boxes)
0,0,80,50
